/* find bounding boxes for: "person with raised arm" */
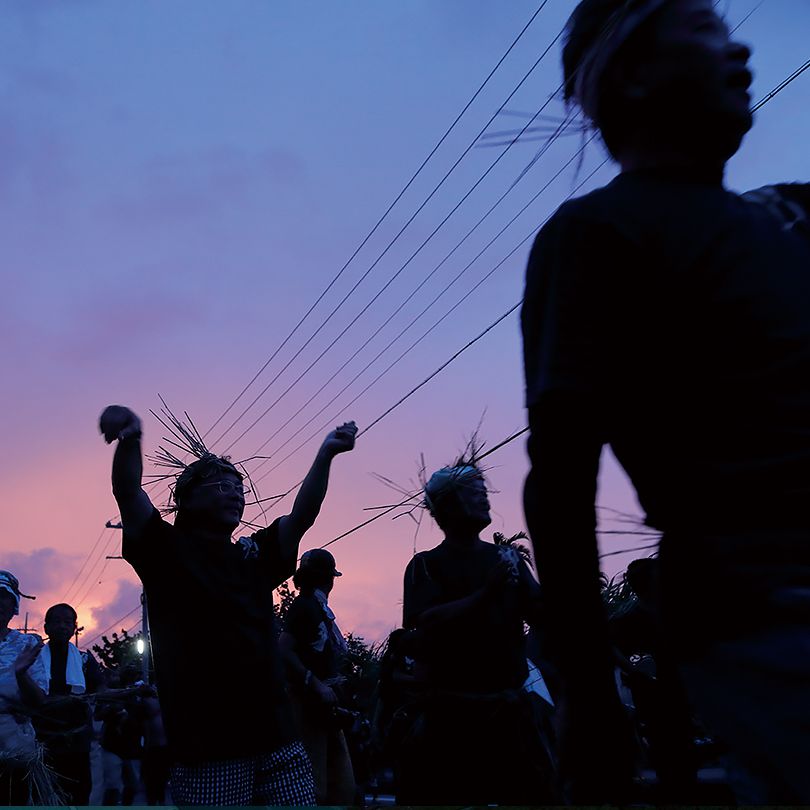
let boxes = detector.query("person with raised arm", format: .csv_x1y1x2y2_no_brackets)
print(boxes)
99,404,357,806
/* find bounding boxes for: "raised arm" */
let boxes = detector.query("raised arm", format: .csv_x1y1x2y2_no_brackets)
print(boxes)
99,405,154,537
277,421,357,562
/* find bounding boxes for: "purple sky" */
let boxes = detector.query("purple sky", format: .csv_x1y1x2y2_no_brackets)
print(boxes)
2,0,808,645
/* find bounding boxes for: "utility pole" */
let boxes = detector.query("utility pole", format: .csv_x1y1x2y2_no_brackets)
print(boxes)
15,612,37,634
140,591,150,683
106,519,150,683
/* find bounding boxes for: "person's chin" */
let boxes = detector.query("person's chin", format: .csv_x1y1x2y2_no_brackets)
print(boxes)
476,514,492,531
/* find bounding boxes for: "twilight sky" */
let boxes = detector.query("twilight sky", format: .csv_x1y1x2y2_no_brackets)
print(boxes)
2,0,808,647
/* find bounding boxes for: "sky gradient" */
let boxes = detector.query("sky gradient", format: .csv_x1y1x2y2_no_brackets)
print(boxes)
2,0,809,647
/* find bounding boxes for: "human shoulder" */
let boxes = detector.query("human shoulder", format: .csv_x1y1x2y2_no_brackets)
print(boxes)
284,593,324,636
122,507,176,566
741,182,810,232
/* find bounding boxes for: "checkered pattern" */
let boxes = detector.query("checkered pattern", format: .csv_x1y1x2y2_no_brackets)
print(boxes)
170,742,315,806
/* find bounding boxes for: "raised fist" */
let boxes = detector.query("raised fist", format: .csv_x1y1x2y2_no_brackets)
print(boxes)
99,405,142,444
321,421,358,456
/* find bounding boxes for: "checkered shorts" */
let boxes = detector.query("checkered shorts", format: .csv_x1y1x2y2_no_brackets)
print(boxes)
170,741,316,805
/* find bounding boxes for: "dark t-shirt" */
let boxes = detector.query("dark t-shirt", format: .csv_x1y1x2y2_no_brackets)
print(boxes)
402,540,539,693
283,593,340,683
522,170,810,532
123,509,296,764
36,650,103,754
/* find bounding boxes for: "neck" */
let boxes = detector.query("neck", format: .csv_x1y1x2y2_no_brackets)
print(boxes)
619,142,726,181
49,639,71,652
441,529,481,548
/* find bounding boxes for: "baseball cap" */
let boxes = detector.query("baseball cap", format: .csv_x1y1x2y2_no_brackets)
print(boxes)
298,549,342,577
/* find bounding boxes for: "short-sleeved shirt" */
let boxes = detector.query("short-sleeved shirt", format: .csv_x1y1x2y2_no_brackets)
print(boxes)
37,649,103,753
0,630,48,700
123,509,296,764
522,170,810,533
283,593,340,683
403,540,540,693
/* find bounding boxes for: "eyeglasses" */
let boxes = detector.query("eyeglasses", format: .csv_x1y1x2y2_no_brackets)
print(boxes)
197,480,250,496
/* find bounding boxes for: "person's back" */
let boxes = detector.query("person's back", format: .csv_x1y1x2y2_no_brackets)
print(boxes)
524,171,810,533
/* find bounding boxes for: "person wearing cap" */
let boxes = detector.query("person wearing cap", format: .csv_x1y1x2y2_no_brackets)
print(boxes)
521,0,810,803
279,549,355,805
99,404,358,806
398,463,557,805
0,571,50,804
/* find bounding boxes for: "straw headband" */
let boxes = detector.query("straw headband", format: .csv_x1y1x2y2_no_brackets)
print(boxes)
574,0,670,121
423,465,481,513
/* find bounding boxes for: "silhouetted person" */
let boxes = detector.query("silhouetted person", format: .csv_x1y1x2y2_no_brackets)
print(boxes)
398,462,557,804
280,549,355,804
137,685,170,805
522,0,810,802
35,603,104,806
100,404,357,805
609,559,702,803
0,571,48,806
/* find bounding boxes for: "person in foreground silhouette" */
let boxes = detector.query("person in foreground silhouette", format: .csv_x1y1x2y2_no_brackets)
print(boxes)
521,0,810,802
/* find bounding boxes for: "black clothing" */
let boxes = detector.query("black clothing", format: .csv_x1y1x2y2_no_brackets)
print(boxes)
123,509,296,764
398,539,557,803
284,593,340,683
396,690,556,805
37,649,102,805
403,540,537,692
522,171,810,534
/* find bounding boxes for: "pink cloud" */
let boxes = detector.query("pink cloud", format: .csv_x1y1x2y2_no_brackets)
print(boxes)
85,578,143,650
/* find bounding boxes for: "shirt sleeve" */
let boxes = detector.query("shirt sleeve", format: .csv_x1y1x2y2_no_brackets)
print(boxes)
283,598,323,644
122,507,169,571
251,518,294,589
27,636,49,693
402,554,442,629
522,206,633,407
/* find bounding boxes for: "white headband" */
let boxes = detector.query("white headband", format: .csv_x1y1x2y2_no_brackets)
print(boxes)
574,0,670,122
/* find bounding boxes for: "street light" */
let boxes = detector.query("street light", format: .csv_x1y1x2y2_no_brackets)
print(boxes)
136,638,145,655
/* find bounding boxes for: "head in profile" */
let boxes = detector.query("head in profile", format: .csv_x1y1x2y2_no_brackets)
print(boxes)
563,0,753,167
293,548,342,596
0,570,22,629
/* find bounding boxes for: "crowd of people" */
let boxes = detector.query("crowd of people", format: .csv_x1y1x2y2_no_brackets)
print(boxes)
3,0,810,804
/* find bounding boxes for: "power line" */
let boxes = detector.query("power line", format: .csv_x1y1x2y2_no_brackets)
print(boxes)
221,95,574,456
205,1,555,442
752,56,810,113
244,134,600,470
62,525,109,604
211,27,568,450
211,8,655,451
82,605,141,651
246,156,609,493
